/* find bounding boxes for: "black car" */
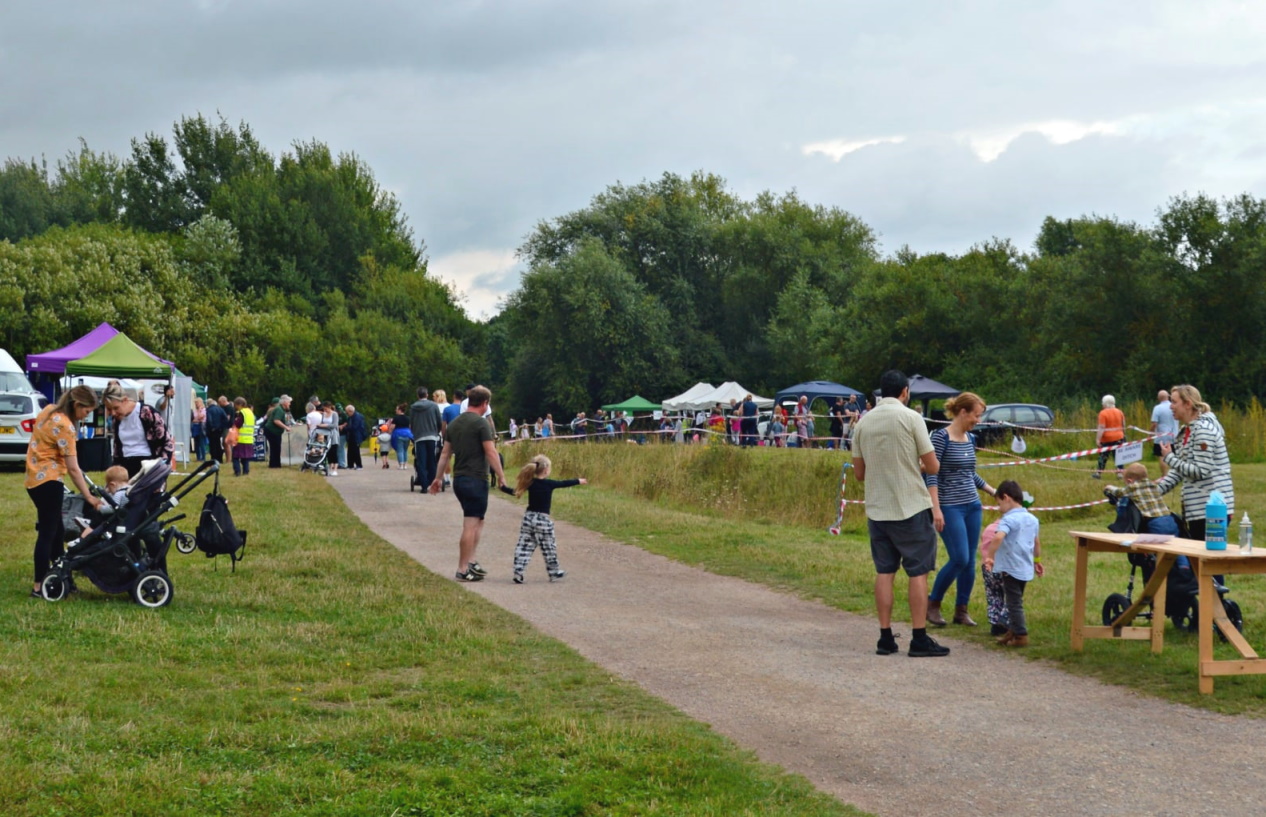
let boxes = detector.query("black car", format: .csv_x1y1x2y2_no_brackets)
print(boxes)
974,403,1054,447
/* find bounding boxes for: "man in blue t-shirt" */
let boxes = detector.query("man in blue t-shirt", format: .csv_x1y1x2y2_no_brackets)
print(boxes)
1150,389,1179,476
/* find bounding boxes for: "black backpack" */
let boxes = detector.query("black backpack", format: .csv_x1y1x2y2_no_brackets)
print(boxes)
195,489,247,570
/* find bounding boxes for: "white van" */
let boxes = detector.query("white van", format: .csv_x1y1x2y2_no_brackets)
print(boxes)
0,349,46,463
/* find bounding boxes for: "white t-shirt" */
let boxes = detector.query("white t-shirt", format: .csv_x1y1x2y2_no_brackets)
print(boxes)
459,398,493,418
118,405,150,457
306,410,323,431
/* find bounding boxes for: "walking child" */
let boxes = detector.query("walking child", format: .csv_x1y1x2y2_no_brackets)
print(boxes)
981,480,1043,647
503,454,586,584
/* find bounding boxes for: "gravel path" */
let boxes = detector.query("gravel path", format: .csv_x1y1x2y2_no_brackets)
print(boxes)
332,465,1266,817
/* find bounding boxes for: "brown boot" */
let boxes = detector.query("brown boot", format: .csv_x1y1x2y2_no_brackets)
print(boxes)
1006,634,1029,648
953,605,978,627
926,599,947,627
996,630,1014,645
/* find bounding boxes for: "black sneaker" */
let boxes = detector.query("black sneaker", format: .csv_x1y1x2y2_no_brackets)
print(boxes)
909,636,951,657
990,623,1009,636
876,637,900,656
548,570,566,582
455,569,484,582
467,561,488,577
513,572,524,584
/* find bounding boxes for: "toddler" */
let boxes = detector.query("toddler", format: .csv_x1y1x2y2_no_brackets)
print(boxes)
977,519,1009,636
102,464,131,507
1103,462,1179,535
982,480,1043,647
501,455,586,584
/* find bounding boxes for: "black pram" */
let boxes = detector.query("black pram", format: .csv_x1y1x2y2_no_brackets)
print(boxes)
39,460,220,607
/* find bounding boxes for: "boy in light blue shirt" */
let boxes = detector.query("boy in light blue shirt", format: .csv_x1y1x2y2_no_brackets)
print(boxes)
982,480,1043,647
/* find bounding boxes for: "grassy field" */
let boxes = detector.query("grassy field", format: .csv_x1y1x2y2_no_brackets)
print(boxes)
0,465,861,817
505,440,1266,716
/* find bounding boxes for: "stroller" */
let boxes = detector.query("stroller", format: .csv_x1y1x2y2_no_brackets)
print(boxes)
40,459,220,607
300,425,333,475
1100,495,1245,638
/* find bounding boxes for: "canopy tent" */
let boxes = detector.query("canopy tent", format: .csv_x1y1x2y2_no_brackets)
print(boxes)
684,381,774,412
869,374,961,417
600,395,661,413
66,332,175,378
661,382,715,412
774,380,865,408
26,322,119,375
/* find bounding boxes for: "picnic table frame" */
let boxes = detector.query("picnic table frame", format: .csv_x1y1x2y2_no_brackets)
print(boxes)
1070,530,1265,694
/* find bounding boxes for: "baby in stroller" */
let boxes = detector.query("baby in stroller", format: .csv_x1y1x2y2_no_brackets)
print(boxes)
1103,462,1179,536
71,465,132,541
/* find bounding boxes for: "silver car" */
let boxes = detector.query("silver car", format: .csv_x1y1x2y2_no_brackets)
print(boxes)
0,372,47,463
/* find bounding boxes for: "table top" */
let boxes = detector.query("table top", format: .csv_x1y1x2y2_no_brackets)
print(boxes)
1069,530,1264,560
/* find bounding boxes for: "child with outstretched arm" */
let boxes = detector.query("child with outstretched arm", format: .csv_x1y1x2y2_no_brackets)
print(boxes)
501,454,587,583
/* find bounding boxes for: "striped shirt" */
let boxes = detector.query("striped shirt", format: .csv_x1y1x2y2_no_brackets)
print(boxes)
1156,411,1234,520
923,428,985,506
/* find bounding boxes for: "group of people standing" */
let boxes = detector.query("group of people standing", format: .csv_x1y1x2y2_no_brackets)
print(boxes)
850,371,1234,657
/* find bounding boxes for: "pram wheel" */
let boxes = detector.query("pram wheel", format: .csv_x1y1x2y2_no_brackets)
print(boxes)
1101,593,1131,626
132,570,173,608
41,572,68,602
409,474,417,492
1220,599,1244,643
175,532,197,555
1170,597,1245,640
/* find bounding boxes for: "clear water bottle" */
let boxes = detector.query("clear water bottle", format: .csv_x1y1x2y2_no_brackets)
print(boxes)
1240,512,1253,555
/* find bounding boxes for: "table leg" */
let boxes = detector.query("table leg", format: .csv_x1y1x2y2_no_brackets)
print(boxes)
1149,558,1170,655
1072,536,1089,651
1197,561,1216,695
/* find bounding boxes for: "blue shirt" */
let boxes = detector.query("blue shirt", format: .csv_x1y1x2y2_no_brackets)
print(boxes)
1151,400,1178,444
442,403,462,426
994,507,1040,581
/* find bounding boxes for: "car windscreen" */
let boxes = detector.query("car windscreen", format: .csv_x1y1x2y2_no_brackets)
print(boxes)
0,371,36,392
0,394,34,415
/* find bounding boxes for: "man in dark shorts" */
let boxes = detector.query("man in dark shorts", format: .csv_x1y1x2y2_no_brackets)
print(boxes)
430,385,507,581
851,370,948,657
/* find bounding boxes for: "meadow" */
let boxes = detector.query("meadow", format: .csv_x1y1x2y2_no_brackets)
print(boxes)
0,465,859,817
505,418,1266,717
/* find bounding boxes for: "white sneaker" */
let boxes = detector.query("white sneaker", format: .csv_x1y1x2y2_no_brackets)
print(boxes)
329,471,339,477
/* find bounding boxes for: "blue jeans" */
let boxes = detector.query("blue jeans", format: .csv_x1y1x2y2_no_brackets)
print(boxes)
414,439,438,487
392,436,410,464
930,502,982,606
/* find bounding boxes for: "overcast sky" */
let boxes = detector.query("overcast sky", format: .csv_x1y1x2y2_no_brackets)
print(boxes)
4,1,1265,318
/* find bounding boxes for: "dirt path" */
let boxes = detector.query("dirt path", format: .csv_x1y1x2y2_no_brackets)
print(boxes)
332,465,1265,817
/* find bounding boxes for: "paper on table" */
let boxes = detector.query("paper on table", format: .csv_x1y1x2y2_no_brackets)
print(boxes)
1120,534,1174,546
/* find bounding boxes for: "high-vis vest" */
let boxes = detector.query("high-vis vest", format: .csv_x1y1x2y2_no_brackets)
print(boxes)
238,408,256,445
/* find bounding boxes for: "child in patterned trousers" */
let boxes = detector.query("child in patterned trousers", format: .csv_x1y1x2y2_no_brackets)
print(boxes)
503,455,587,584
978,519,1009,636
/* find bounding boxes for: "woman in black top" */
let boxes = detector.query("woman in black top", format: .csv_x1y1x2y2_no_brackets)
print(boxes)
502,454,587,584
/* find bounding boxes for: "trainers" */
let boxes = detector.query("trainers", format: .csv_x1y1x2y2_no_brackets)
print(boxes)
876,637,900,656
467,561,488,577
455,569,484,582
513,572,524,584
548,570,566,582
909,636,951,657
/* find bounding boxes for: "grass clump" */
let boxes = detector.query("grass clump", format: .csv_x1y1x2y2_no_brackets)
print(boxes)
0,466,861,817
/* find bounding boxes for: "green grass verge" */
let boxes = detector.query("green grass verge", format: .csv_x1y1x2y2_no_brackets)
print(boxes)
0,466,861,817
506,442,1266,716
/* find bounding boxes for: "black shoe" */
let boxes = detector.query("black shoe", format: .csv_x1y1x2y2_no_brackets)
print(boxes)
467,561,488,577
513,572,524,584
909,636,951,657
548,570,566,582
29,589,42,599
990,623,1009,636
455,569,484,582
876,637,900,656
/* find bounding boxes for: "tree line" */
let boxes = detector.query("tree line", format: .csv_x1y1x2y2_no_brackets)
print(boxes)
5,116,1265,422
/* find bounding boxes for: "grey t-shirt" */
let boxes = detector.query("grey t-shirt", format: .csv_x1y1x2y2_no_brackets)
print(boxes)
445,411,493,479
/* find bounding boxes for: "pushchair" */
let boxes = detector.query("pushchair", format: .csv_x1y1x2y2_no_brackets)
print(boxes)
300,426,332,475
1100,496,1245,638
40,459,220,607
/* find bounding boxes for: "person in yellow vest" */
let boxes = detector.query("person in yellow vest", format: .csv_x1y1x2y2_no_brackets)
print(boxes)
230,397,256,476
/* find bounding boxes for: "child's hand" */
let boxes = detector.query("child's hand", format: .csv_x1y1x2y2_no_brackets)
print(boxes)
579,478,588,485
1035,562,1045,578
983,556,994,571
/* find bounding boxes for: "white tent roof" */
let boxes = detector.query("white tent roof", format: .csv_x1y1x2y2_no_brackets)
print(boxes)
680,381,775,411
661,382,716,411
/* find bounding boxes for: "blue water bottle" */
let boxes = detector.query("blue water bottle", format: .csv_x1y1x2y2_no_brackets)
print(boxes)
1205,490,1228,550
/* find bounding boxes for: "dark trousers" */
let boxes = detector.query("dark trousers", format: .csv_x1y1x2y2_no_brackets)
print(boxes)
1001,573,1029,635
267,432,283,468
347,442,363,470
28,481,64,585
208,430,226,463
414,439,438,487
116,456,147,478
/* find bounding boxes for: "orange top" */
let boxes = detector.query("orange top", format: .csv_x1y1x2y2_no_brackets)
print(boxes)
1098,407,1126,443
25,404,79,490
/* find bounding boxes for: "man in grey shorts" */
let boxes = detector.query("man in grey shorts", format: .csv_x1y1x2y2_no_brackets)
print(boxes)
851,370,949,657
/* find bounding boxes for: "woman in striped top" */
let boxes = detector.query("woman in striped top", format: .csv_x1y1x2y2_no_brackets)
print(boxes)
924,392,998,627
1157,384,1234,540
